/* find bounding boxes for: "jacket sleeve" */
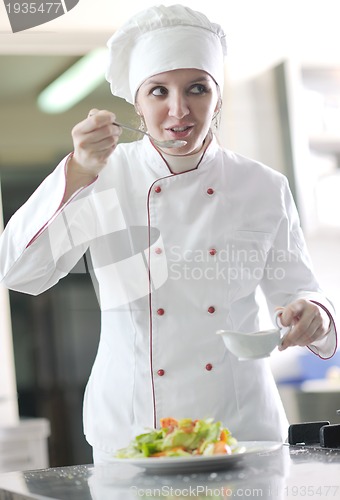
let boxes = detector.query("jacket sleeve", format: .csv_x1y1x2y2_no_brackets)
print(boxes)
261,177,337,359
0,154,98,295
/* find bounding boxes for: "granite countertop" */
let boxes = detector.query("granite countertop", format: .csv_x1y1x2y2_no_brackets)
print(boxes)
0,444,339,500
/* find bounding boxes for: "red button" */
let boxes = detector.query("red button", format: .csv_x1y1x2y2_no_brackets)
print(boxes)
208,306,215,314
157,369,165,376
155,247,163,255
157,308,165,316
205,363,213,371
207,188,214,195
155,186,162,193
209,248,217,256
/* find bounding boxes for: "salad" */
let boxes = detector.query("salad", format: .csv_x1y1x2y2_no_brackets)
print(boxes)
115,417,238,458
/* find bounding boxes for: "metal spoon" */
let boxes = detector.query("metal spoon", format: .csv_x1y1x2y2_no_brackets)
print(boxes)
113,121,187,149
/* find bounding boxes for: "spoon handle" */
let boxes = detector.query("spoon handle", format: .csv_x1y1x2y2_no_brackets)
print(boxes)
113,121,150,138
112,121,187,149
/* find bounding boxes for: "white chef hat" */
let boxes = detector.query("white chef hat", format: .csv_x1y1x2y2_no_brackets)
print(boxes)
106,4,227,104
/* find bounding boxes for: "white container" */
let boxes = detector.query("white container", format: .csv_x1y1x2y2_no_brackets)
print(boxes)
0,418,50,472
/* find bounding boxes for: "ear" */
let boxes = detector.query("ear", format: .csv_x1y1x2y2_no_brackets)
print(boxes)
214,97,222,114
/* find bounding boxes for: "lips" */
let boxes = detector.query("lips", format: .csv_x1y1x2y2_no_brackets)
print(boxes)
169,126,190,132
166,125,193,138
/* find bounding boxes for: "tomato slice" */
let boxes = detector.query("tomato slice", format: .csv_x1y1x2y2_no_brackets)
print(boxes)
160,417,178,434
213,441,232,455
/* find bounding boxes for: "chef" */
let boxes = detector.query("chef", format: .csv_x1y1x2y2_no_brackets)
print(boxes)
0,4,337,464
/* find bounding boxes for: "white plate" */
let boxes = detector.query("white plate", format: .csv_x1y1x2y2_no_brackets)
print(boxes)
112,441,282,474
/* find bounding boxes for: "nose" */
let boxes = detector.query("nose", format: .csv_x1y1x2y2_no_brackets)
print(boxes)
168,92,190,119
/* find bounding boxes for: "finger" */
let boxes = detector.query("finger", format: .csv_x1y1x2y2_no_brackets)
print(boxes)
81,123,121,146
72,122,121,152
279,300,305,328
82,110,117,134
279,314,315,348
88,108,99,118
279,306,326,350
73,134,119,170
72,121,120,171
87,134,118,154
279,322,314,350
294,313,328,345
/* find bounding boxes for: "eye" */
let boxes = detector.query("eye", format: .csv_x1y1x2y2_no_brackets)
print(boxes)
151,86,168,96
189,84,209,94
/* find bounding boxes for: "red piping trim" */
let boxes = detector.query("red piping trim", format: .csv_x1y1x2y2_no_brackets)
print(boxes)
146,182,157,429
308,300,338,359
26,153,97,248
146,174,178,429
146,168,194,428
150,139,208,176
146,143,210,428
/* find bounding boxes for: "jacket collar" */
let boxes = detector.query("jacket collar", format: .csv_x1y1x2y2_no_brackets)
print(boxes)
142,134,220,177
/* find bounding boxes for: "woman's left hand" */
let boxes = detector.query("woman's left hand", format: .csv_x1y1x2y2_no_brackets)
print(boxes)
277,299,331,351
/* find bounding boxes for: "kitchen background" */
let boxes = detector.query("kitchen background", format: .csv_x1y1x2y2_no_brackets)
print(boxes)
0,0,340,469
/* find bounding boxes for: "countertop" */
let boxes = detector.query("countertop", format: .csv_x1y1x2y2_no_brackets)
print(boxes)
0,444,339,500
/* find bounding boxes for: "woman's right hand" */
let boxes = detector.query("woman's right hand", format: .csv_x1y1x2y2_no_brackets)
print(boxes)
63,109,121,202
71,108,121,176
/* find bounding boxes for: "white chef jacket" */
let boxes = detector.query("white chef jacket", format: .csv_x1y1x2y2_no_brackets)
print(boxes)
0,136,337,452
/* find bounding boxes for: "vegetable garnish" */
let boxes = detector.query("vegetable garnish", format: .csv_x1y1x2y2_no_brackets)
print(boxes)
115,417,238,458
